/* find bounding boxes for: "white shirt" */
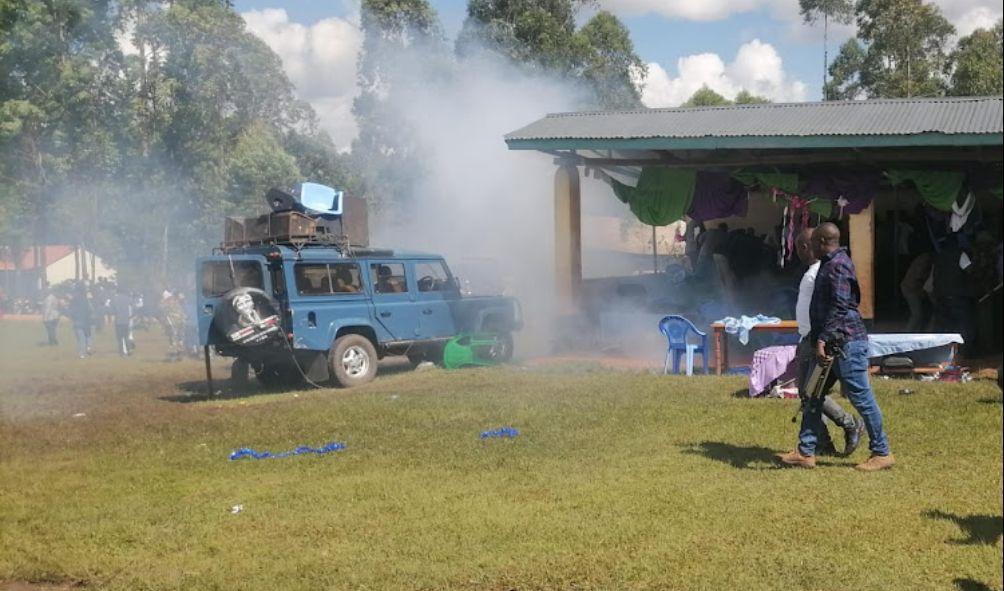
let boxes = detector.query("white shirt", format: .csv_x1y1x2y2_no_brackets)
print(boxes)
796,261,820,338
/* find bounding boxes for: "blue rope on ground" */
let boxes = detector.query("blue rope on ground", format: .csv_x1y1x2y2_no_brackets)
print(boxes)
229,441,346,460
480,427,519,439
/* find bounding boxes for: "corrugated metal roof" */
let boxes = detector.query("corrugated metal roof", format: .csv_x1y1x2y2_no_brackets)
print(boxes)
504,97,1003,149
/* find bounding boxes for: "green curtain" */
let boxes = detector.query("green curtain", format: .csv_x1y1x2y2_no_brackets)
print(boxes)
886,169,965,212
731,171,799,194
611,167,697,226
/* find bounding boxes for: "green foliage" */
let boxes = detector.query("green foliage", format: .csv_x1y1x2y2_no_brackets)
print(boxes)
949,20,1003,96
457,1,644,108
0,0,353,288
578,11,646,109
798,0,854,24
734,90,771,104
680,85,771,107
826,0,955,99
351,0,443,221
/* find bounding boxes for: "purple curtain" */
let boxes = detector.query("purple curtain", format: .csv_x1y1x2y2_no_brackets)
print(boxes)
802,170,881,215
688,171,748,222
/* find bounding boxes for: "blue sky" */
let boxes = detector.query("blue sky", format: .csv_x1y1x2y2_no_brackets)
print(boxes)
234,0,1001,146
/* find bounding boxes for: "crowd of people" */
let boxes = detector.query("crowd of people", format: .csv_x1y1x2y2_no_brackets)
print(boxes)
29,279,199,361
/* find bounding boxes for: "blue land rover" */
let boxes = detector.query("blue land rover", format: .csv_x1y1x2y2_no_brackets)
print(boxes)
197,244,522,388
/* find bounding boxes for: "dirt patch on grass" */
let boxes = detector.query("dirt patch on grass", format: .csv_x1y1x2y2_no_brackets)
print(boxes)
0,581,85,591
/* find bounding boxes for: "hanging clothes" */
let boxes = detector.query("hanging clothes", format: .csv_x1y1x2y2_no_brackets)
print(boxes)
802,170,881,216
610,167,697,226
886,170,965,212
688,171,748,222
950,192,975,232
732,171,799,194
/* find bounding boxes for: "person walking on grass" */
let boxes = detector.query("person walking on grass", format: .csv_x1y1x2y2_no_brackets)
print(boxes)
777,223,894,472
111,285,134,357
67,284,94,359
40,288,61,346
790,227,864,456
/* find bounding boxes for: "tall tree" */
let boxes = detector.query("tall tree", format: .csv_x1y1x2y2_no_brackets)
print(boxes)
798,0,854,100
457,1,644,108
351,0,442,220
949,20,1003,96
827,0,955,99
578,11,646,108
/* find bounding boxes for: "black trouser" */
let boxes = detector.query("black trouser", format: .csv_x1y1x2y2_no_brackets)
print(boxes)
796,338,858,445
44,320,58,345
115,323,131,355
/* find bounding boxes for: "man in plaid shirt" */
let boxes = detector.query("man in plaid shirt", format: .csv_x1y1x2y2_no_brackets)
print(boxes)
778,223,894,471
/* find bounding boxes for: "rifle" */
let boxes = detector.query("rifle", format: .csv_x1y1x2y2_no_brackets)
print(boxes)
791,336,846,423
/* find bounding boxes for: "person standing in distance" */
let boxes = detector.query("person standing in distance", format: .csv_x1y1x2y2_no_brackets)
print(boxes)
778,223,894,471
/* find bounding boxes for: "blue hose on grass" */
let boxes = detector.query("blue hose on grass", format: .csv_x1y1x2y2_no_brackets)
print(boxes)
480,427,519,439
229,441,346,460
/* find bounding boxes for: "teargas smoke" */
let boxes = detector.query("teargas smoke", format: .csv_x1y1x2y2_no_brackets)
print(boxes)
366,48,587,357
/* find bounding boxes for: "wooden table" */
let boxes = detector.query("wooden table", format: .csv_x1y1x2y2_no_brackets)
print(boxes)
710,320,800,375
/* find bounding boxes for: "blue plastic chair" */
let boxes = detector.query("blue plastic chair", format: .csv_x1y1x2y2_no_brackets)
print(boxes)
659,315,709,376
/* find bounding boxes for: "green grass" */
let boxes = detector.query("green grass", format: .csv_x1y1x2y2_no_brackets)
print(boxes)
1,319,1001,590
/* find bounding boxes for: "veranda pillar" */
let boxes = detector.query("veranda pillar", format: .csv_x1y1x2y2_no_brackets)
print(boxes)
848,201,875,319
554,164,582,313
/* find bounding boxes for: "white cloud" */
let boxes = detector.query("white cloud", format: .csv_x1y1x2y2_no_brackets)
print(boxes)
597,0,768,21
242,8,362,149
936,1,1003,35
641,39,807,107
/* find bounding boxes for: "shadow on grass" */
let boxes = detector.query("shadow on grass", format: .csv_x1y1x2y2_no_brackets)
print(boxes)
730,388,751,398
976,397,1002,405
161,358,420,403
923,510,1004,545
682,441,779,470
953,578,994,591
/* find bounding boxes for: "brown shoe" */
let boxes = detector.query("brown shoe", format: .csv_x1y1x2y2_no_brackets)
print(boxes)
776,450,816,469
855,454,895,472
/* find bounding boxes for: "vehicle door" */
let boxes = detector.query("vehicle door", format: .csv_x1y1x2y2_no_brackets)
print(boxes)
290,261,371,350
369,261,420,341
412,259,458,339
197,256,271,345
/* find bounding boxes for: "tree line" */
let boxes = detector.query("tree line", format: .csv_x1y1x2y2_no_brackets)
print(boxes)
2,0,1001,289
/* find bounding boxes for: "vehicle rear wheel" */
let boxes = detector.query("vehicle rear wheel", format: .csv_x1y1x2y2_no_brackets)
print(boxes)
231,358,251,389
330,334,378,388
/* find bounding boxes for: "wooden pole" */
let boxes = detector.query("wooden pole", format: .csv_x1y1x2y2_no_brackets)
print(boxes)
848,200,875,320
652,225,658,274
204,346,215,397
554,165,582,313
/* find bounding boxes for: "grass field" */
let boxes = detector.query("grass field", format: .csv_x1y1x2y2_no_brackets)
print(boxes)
1,319,1001,591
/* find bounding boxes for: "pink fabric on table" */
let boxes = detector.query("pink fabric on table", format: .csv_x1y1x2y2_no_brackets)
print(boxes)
748,345,799,397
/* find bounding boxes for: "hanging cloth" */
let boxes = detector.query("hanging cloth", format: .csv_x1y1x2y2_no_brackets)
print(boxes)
610,167,697,226
688,171,748,222
802,170,881,216
886,170,964,212
732,171,799,194
950,192,975,232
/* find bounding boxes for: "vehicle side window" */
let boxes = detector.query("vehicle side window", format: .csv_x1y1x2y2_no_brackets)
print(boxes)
330,263,362,293
371,263,408,294
415,261,451,292
295,264,331,295
201,261,264,297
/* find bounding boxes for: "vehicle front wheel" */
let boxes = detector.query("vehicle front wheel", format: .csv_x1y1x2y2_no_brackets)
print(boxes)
330,334,378,388
487,332,514,363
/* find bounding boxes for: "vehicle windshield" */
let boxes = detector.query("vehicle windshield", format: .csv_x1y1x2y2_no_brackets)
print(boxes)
201,260,264,297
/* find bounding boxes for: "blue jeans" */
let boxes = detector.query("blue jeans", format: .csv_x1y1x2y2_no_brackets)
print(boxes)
798,340,890,457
